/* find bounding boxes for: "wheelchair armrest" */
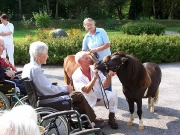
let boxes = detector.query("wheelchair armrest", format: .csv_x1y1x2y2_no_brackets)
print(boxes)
70,128,101,135
15,71,22,76
38,92,69,100
41,110,80,121
52,82,57,85
19,77,30,83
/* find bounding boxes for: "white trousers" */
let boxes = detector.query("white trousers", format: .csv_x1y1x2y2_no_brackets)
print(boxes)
1,43,14,66
96,91,118,113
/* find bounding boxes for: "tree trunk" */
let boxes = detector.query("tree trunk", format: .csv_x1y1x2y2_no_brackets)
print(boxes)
55,0,59,18
152,0,156,19
117,6,123,20
46,0,50,15
18,0,22,19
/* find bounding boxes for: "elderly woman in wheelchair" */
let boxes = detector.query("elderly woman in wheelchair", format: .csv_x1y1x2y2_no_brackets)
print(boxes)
0,38,26,110
20,41,106,134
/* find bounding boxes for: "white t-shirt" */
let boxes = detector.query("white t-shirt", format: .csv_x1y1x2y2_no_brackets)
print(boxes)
0,22,14,45
72,65,106,108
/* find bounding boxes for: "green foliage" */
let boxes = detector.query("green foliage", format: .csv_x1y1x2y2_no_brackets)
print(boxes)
32,6,51,29
110,34,180,63
14,32,180,65
77,8,88,29
14,28,83,65
34,28,53,40
67,28,82,38
122,22,166,35
21,15,33,29
14,38,32,64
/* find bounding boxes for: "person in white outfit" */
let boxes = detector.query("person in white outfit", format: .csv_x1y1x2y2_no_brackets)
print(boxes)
0,14,14,66
72,51,119,129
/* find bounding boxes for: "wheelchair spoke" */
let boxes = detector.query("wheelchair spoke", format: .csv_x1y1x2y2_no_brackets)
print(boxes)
0,91,10,111
41,116,69,135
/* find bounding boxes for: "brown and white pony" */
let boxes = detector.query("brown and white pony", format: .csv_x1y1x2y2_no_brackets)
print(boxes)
63,52,98,86
95,51,162,130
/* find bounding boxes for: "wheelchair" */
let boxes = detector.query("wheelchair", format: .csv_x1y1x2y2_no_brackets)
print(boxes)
14,78,105,135
0,71,26,111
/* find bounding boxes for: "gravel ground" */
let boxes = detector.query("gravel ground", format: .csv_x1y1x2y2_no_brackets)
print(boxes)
17,62,180,135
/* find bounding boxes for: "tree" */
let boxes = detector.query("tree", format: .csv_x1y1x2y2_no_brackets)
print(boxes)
107,0,127,20
128,0,143,20
46,0,50,15
18,0,22,15
55,0,59,18
163,0,180,19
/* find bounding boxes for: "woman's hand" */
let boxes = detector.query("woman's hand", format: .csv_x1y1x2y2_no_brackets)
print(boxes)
90,48,97,53
5,70,15,80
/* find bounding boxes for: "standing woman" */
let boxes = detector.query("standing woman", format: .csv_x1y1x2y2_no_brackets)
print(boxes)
82,18,112,91
0,14,15,66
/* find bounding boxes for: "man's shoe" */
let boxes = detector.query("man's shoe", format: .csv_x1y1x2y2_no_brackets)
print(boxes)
109,113,118,129
94,121,106,129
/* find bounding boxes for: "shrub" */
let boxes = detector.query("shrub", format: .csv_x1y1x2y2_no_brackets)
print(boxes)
21,15,33,29
32,6,51,28
122,22,166,35
110,34,180,63
14,34,180,65
67,29,82,38
34,28,53,40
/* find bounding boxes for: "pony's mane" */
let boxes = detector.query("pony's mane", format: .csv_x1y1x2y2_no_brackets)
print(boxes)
126,54,151,89
87,51,99,64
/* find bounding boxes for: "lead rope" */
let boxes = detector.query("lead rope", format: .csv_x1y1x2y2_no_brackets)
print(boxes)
97,74,109,109
91,52,109,109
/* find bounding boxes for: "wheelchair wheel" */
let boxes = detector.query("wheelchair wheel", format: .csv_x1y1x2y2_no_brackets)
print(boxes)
0,91,10,111
36,107,69,135
13,95,30,107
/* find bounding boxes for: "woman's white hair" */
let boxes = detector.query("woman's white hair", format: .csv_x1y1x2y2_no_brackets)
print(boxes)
29,41,48,62
75,51,88,65
83,18,96,26
0,105,41,135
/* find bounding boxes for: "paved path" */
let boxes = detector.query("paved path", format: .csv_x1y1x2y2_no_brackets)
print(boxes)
17,62,180,135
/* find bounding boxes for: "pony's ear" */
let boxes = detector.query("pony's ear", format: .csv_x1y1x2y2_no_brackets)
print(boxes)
121,57,128,64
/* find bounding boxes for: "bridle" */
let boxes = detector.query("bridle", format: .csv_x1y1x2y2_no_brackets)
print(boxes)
103,61,124,73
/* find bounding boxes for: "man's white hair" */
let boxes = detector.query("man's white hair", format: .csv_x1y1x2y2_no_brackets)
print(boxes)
75,51,88,65
0,105,41,135
29,41,48,62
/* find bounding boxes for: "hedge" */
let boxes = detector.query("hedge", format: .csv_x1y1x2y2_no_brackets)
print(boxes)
14,34,180,65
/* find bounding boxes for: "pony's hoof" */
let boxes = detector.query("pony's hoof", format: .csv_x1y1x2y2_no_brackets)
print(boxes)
150,108,154,113
147,105,150,110
139,126,144,130
127,122,133,126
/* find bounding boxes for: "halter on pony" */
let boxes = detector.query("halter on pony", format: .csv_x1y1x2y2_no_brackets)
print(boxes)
102,55,126,73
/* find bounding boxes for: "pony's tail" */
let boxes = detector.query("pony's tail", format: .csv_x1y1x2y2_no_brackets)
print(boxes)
63,69,69,85
154,87,160,104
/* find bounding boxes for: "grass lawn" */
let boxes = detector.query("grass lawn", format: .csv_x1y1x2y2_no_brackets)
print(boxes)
13,27,179,42
165,27,180,32
14,29,37,42
14,29,124,42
